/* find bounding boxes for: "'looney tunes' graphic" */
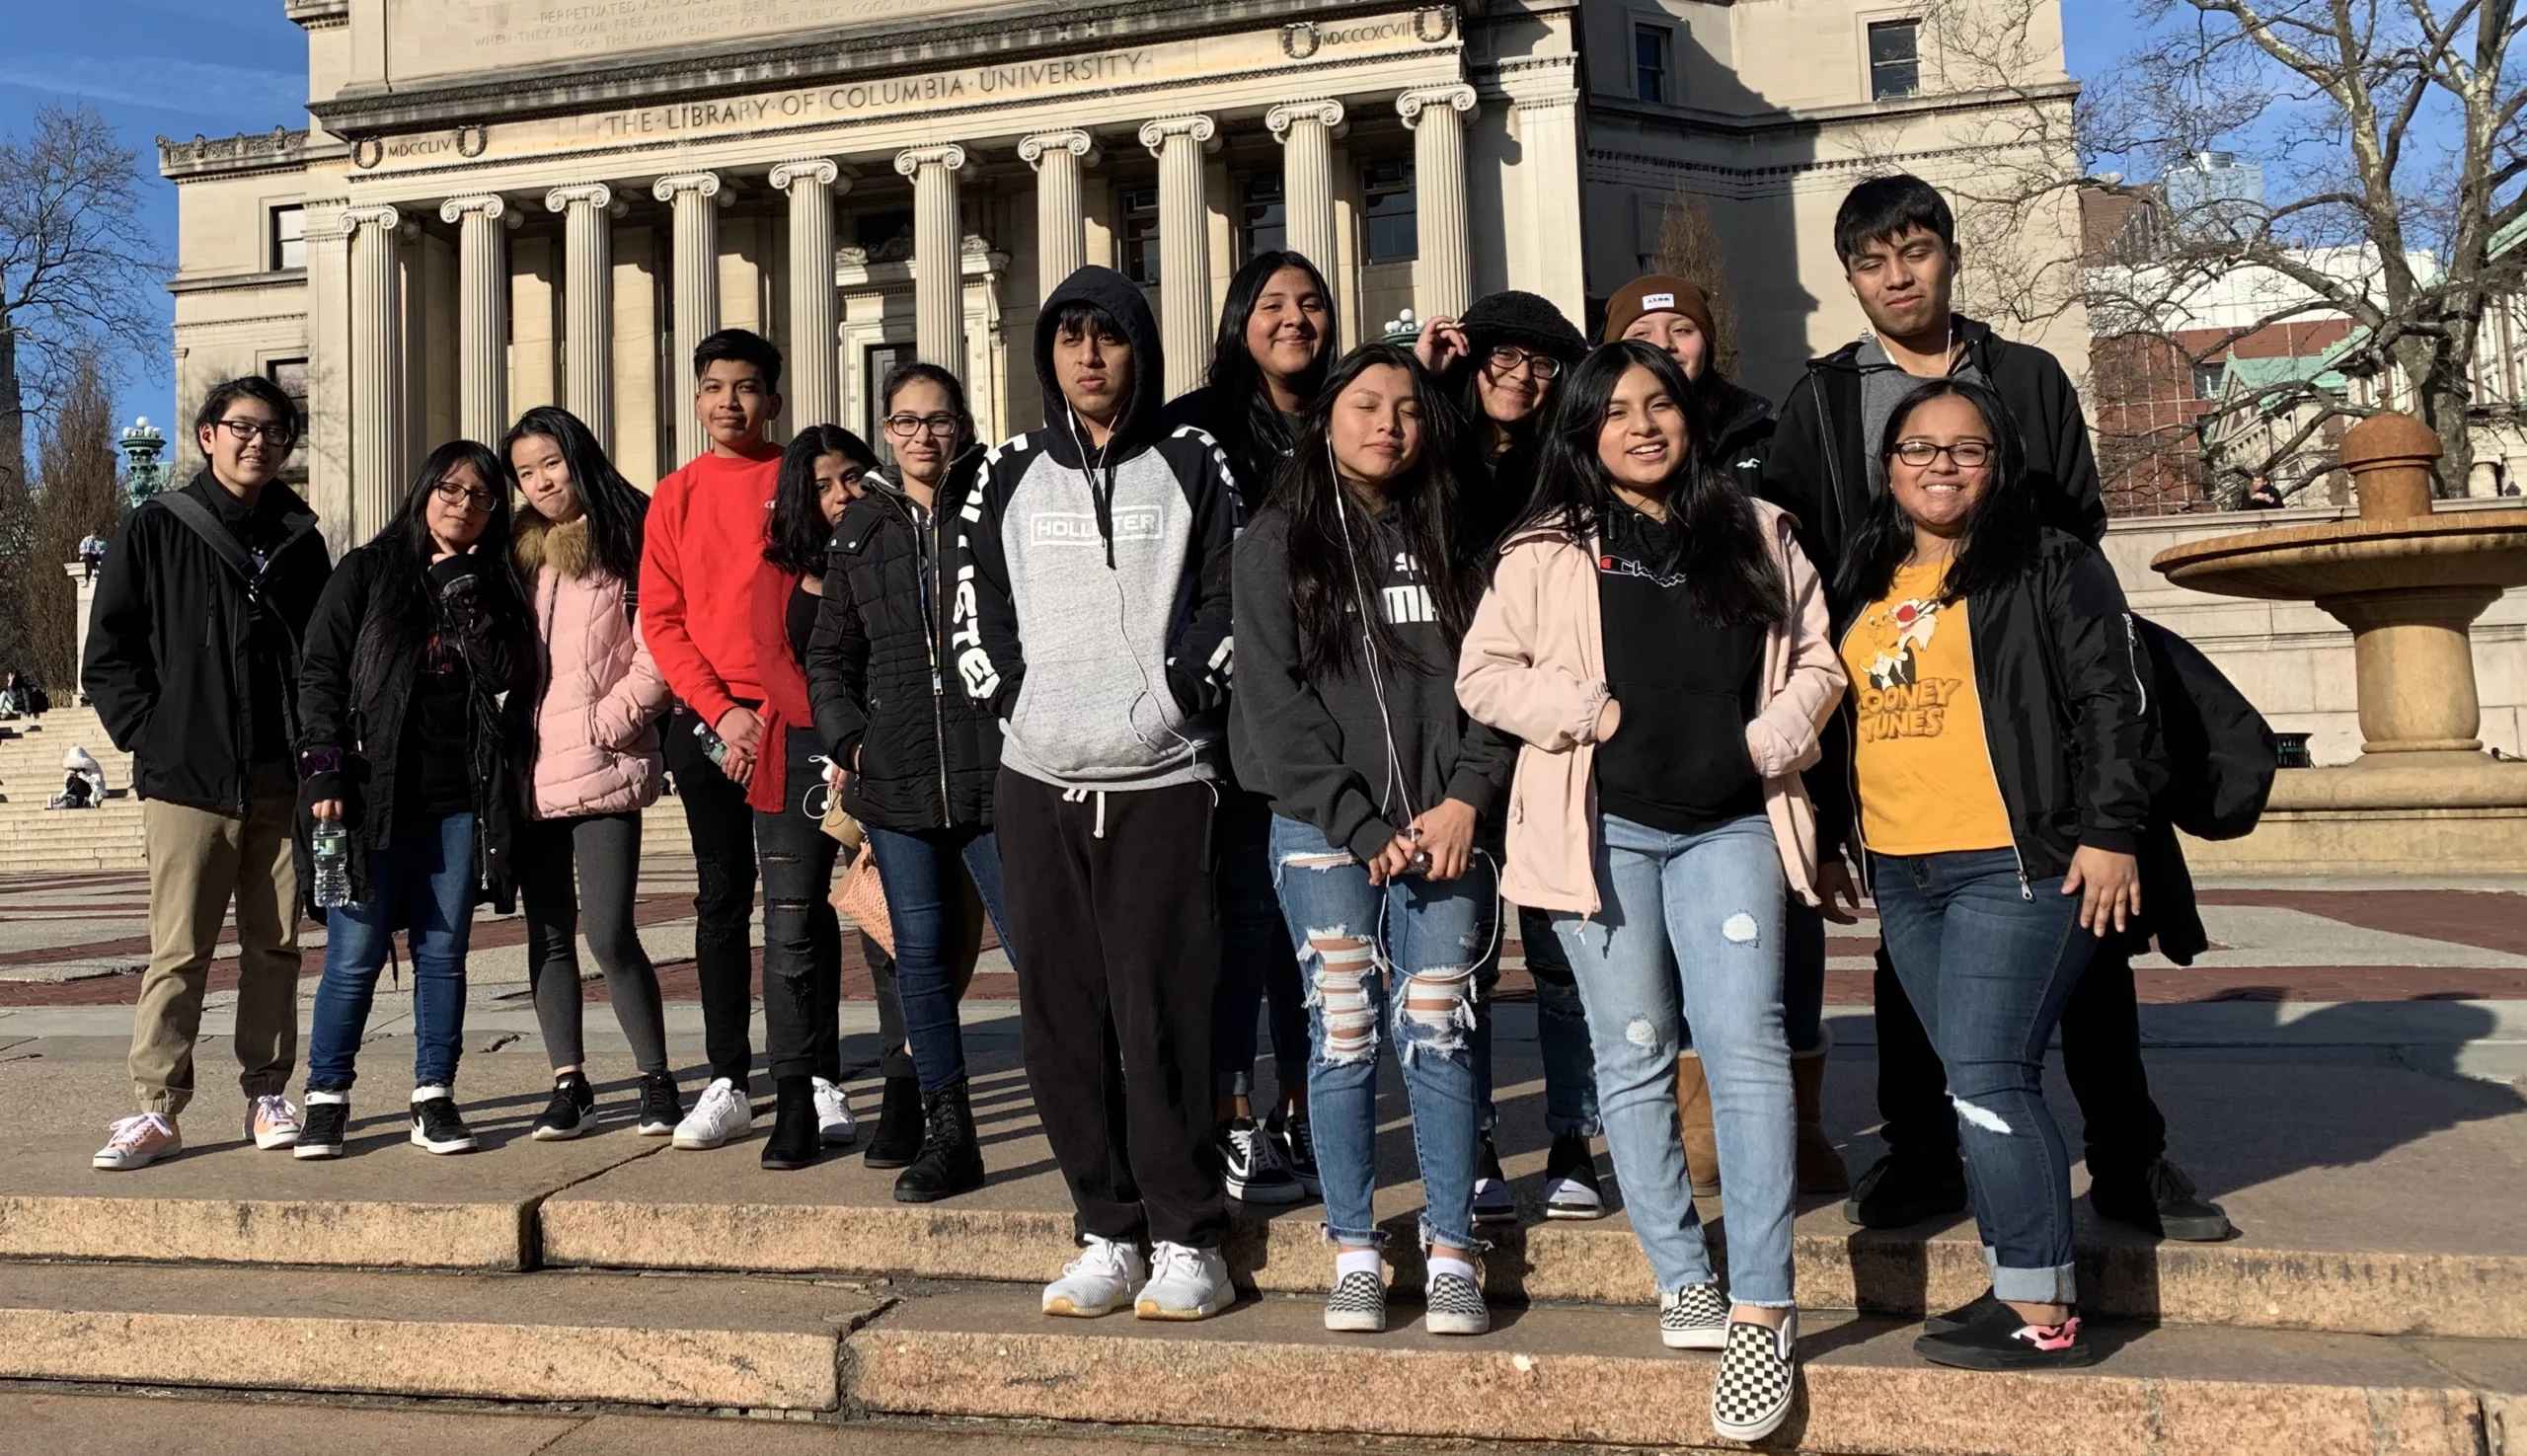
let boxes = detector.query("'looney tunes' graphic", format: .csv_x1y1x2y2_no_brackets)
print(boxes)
1854,595,1969,741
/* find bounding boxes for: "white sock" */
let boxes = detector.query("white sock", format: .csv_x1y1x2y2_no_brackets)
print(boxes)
411,1085,450,1105
1426,1255,1478,1286
1336,1248,1383,1281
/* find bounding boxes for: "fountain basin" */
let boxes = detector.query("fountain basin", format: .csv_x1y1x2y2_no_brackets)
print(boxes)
2152,510,2527,601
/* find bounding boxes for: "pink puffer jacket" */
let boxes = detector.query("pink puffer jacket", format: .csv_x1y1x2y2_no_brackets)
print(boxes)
516,512,669,819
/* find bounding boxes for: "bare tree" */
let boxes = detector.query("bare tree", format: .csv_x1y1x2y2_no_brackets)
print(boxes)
25,352,121,688
1653,193,1742,377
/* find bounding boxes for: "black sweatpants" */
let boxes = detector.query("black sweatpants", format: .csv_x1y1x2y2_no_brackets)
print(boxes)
1874,941,2170,1182
998,769,1227,1250
665,706,759,1089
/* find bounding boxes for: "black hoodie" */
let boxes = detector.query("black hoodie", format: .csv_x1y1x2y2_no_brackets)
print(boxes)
950,266,1240,790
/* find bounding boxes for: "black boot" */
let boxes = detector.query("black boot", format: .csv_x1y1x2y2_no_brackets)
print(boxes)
863,1075,924,1169
760,1076,821,1171
893,1080,985,1203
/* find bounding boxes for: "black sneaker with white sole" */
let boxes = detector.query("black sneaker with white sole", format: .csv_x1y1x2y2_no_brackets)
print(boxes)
636,1072,681,1136
1471,1133,1516,1224
1272,1108,1321,1196
1710,1312,1799,1443
1543,1130,1606,1219
294,1099,348,1161
1323,1269,1386,1333
1659,1280,1729,1349
410,1095,479,1154
531,1073,595,1141
1217,1117,1303,1205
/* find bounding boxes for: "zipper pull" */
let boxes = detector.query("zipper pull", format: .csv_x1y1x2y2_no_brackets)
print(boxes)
2018,871,2033,902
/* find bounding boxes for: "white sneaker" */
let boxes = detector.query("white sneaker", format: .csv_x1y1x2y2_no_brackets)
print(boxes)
1134,1241,1232,1321
811,1077,858,1147
247,1094,302,1150
92,1112,181,1170
1042,1235,1147,1318
671,1077,753,1150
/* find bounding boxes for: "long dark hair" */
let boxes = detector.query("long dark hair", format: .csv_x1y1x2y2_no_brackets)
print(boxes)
1279,344,1476,678
1526,342,1785,626
500,406,648,585
349,439,522,710
1203,249,1337,503
767,423,880,575
1836,376,2038,608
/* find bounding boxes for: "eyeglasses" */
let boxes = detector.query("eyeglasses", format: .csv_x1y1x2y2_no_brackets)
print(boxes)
213,419,295,446
432,479,502,512
1891,438,1994,469
882,413,962,439
1484,345,1562,381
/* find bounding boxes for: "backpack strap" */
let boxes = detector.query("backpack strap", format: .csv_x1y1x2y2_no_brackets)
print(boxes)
152,491,261,583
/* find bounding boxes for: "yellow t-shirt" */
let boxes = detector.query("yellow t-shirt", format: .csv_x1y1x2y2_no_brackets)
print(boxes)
1839,560,2016,856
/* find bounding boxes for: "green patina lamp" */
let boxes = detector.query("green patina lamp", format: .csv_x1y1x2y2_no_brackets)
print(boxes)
116,418,168,506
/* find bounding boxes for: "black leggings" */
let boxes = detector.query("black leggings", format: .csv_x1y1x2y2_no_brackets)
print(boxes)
517,811,670,1076
756,727,909,1082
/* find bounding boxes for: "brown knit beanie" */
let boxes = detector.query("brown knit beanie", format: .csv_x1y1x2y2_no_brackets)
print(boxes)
1601,274,1718,346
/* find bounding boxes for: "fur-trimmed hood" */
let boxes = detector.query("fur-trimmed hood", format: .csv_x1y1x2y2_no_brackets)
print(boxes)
512,508,597,580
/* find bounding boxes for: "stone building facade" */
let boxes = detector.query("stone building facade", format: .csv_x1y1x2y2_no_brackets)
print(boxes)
161,0,2086,547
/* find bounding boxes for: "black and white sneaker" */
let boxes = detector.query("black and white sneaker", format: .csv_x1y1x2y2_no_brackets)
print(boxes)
294,1095,348,1161
1710,1311,1798,1444
1272,1108,1322,1196
531,1073,595,1141
635,1072,681,1136
1323,1269,1387,1333
409,1090,478,1155
1217,1117,1303,1205
1543,1131,1606,1220
1423,1270,1490,1337
1472,1133,1516,1224
1659,1280,1729,1350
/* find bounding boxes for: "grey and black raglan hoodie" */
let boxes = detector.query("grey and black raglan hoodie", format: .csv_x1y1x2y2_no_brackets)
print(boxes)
951,266,1239,790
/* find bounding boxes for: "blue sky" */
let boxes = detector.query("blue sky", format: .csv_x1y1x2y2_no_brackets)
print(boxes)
0,1,2133,450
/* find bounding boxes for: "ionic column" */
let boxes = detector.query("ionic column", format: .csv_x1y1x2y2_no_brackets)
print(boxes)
1266,100,1344,281
439,195,511,445
1398,85,1478,321
545,183,617,445
1139,115,1217,399
894,145,967,373
770,160,845,428
1019,130,1096,302
652,172,722,463
344,204,404,541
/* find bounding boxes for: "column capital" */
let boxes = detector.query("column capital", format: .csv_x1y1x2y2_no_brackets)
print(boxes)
1265,99,1346,141
1397,84,1479,127
893,144,967,179
1018,130,1098,169
437,194,506,226
651,171,723,203
340,203,402,238
545,182,615,214
769,158,844,192
1138,115,1218,158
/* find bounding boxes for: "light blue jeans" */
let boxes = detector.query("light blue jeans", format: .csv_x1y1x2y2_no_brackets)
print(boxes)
1271,814,1490,1252
1553,812,1796,1306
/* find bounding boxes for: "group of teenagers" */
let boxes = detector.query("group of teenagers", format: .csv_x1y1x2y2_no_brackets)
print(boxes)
79,172,2250,1443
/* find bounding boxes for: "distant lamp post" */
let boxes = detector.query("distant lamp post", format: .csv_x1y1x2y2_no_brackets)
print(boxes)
117,418,168,506
1380,308,1421,345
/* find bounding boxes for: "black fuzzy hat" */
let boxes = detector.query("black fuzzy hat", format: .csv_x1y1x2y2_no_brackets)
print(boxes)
1460,290,1588,363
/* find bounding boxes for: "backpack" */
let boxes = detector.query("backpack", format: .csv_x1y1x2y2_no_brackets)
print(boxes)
2133,615,2276,840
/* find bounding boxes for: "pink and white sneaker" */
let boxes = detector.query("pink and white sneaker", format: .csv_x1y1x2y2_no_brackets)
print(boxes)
93,1112,182,1170
248,1094,303,1150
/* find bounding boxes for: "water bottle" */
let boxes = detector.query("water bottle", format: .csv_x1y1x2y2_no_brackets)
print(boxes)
311,823,350,909
692,719,731,769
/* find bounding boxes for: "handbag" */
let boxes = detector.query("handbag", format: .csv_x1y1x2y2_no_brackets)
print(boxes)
831,839,894,956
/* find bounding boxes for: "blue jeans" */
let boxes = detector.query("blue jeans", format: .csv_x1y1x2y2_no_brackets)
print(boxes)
1872,848,2095,1305
307,812,477,1094
863,823,1013,1095
1271,814,1490,1252
1213,790,1308,1100
1553,812,1795,1306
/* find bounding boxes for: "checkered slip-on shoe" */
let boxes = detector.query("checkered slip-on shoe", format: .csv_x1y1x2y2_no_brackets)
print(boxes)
1659,1280,1729,1350
1323,1270,1387,1333
1423,1271,1490,1337
1710,1310,1799,1444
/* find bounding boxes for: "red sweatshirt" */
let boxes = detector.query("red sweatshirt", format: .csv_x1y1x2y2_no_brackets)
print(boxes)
640,445,783,728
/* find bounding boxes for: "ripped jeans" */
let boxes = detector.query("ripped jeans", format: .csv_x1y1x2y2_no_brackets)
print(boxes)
1872,848,2095,1305
1271,814,1490,1253
1553,812,1795,1306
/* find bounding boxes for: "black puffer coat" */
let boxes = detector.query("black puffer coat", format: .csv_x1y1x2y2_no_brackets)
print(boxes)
804,451,1002,831
295,546,533,918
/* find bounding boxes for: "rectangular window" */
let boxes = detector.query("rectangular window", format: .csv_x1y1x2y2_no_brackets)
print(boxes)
866,342,907,447
1361,159,1417,263
855,208,914,260
1869,19,1921,100
270,205,306,271
1240,172,1286,265
2192,360,2226,400
1635,24,1672,104
1122,187,1161,285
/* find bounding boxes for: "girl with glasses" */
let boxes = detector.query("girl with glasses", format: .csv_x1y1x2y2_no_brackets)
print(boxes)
291,441,533,1160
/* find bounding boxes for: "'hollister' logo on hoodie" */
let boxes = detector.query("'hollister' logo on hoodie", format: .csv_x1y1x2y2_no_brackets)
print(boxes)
1032,508,1162,545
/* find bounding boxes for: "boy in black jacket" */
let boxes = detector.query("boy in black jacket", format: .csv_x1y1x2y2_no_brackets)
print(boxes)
1765,176,2232,1243
83,376,333,1170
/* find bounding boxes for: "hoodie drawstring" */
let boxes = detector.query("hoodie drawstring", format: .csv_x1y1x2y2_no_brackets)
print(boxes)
1061,786,1110,839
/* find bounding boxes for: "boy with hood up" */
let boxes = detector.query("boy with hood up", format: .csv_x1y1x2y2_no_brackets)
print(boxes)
953,266,1240,1322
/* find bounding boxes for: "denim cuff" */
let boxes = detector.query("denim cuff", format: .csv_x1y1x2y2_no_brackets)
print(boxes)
1986,1246,2079,1305
1417,1221,1492,1257
1319,1221,1388,1250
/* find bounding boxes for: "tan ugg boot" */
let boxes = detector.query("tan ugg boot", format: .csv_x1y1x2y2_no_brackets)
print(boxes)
1792,1035,1851,1195
1676,1050,1722,1197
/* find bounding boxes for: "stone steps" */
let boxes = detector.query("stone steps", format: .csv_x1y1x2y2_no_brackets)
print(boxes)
0,711,145,873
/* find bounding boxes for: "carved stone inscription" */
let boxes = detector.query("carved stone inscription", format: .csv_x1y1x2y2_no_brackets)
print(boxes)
390,0,974,79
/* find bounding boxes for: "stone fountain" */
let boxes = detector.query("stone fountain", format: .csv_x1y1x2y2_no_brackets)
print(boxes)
2152,412,2527,873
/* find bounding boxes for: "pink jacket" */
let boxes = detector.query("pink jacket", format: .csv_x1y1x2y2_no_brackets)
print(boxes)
1455,500,1847,915
516,513,670,820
